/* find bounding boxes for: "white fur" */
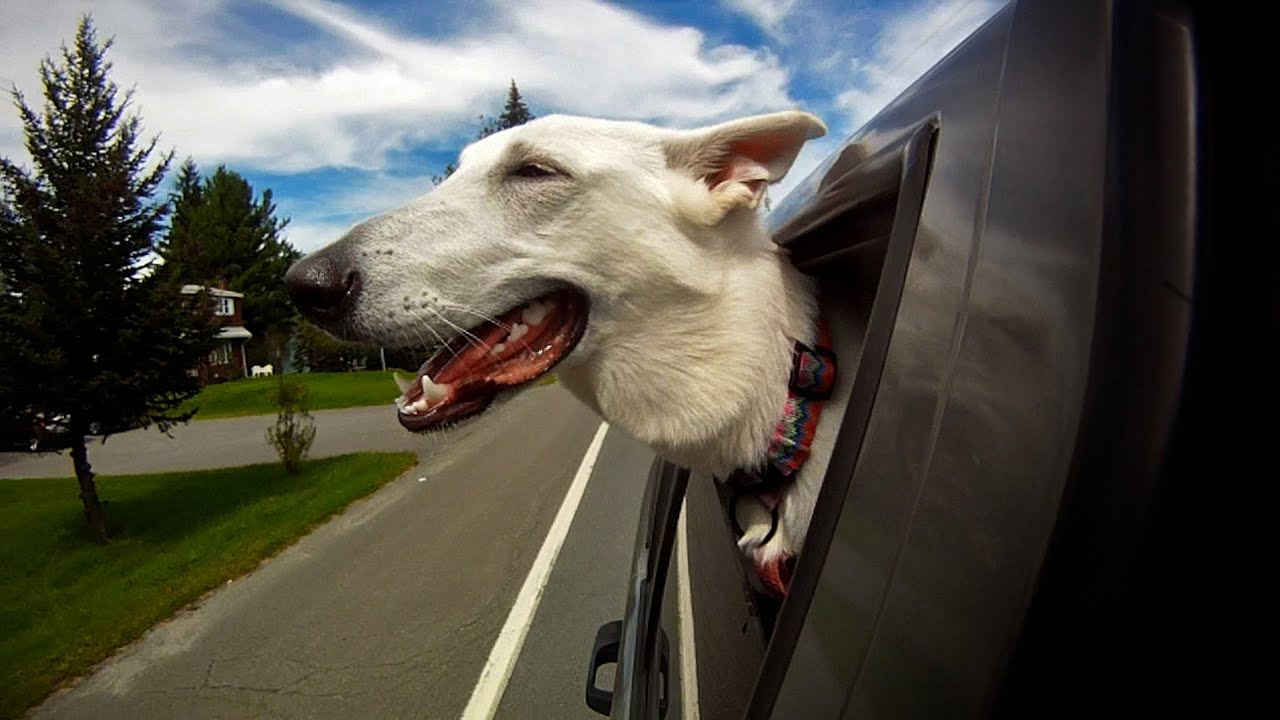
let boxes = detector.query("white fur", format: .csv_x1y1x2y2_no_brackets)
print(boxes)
304,111,829,568
251,364,273,378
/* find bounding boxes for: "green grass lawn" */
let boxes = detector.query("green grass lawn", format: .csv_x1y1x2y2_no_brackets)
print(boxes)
179,369,409,420
0,452,417,719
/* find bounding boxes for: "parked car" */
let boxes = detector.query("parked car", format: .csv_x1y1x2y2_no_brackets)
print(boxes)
29,413,68,451
3,413,106,453
586,1,1265,718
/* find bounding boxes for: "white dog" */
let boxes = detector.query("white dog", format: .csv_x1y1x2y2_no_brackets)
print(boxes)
287,111,832,595
251,364,273,378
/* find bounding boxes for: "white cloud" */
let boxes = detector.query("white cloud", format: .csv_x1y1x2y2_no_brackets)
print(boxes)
277,171,436,252
836,0,1004,128
721,0,799,37
0,0,226,167
299,173,435,220
764,0,1005,204
282,218,358,255
772,131,842,205
1,0,796,174
0,0,1007,254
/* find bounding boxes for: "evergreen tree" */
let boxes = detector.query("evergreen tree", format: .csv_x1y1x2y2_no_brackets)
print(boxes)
0,17,218,541
169,158,203,236
155,162,300,361
494,79,534,132
478,79,535,140
433,80,535,185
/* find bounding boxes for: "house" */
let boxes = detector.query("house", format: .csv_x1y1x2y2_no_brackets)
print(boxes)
181,284,252,384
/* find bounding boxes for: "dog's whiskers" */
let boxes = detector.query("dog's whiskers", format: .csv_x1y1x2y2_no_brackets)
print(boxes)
442,303,512,332
428,308,493,355
397,327,431,358
413,321,458,364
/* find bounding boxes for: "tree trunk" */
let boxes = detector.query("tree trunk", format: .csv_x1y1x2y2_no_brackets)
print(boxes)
70,431,109,543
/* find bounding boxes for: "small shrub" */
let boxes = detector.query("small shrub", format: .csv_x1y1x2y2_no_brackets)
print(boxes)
265,373,316,474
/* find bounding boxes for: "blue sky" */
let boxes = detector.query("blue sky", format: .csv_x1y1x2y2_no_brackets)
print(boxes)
0,0,1004,253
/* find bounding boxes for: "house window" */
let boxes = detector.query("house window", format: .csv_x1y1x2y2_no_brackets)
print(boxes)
209,342,232,365
215,297,235,316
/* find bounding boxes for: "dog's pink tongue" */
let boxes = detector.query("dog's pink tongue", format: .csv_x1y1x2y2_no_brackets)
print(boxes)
398,291,581,419
432,318,513,386
394,291,589,430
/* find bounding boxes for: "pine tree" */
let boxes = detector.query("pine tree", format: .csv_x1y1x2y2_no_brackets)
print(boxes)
433,80,535,185
155,162,300,362
169,158,203,237
0,17,218,541
495,79,533,132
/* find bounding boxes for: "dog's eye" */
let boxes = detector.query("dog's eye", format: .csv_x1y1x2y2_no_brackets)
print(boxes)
511,162,558,179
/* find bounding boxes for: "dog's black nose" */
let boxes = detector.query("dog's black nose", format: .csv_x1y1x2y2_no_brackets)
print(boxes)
286,252,360,321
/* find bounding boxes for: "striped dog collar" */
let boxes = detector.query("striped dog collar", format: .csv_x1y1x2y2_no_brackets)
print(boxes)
724,318,836,596
727,316,834,597
728,318,836,496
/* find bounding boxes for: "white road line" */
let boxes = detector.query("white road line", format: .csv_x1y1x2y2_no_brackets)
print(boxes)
677,503,701,720
459,421,610,720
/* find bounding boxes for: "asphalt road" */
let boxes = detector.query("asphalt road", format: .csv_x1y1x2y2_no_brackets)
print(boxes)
25,385,662,719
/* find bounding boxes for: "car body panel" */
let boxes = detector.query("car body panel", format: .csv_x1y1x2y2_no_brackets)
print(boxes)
594,0,1216,717
766,5,1030,715
828,1,1113,715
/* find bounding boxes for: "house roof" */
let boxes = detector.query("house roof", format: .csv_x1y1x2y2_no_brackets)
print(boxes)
216,326,253,340
180,284,245,299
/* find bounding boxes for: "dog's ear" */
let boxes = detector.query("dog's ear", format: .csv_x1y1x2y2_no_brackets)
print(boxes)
664,111,826,224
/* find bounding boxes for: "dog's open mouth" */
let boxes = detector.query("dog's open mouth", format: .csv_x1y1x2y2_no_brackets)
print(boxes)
395,288,588,432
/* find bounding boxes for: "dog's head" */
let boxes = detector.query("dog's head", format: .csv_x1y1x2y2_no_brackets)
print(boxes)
287,111,825,436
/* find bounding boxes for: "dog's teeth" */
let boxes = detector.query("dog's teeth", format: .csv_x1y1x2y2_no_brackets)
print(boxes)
420,375,451,403
522,301,550,326
393,373,412,394
493,343,506,355
395,396,408,411
508,323,529,343
409,397,430,414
